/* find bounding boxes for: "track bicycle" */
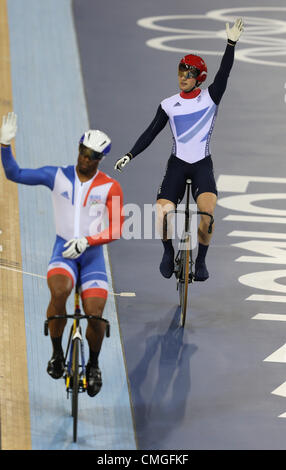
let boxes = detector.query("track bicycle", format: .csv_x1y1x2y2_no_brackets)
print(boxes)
163,178,214,328
44,282,110,443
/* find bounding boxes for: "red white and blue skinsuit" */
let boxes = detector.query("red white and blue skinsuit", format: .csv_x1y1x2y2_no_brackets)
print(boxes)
1,146,124,300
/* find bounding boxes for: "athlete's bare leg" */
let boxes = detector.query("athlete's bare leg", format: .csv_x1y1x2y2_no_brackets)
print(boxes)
47,274,73,337
82,296,107,396
46,274,73,378
82,296,107,360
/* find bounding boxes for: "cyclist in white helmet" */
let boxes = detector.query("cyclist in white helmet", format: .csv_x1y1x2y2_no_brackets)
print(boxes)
115,18,244,282
0,112,124,397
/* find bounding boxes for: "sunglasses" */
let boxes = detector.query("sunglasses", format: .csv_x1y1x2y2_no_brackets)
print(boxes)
178,63,200,79
79,144,103,161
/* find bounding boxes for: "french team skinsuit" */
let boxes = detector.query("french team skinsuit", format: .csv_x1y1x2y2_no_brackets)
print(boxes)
126,41,236,203
1,146,124,300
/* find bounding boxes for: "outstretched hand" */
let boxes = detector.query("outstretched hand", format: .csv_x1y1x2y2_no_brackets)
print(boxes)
226,18,244,43
0,112,18,145
114,154,131,172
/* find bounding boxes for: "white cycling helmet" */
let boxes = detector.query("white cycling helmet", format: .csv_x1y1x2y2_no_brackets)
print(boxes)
79,129,111,158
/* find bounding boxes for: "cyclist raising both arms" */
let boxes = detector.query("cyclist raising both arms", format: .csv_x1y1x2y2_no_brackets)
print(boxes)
115,18,244,281
0,113,124,397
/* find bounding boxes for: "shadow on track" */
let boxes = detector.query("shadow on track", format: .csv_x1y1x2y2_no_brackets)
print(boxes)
130,307,198,449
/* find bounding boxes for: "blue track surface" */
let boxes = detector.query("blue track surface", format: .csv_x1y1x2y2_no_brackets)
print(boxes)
7,0,136,450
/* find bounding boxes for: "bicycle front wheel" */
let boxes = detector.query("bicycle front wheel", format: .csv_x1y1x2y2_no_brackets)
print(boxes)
71,337,80,442
179,235,190,328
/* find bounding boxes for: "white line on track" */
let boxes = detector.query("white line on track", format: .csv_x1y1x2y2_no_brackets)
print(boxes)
252,313,286,322
0,264,136,297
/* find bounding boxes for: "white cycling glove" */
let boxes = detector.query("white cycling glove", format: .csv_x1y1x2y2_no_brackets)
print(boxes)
114,154,132,172
0,112,17,145
226,17,244,43
62,237,89,259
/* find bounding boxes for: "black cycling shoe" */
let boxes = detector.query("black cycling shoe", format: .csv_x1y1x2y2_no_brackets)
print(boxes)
47,351,65,379
86,361,102,397
194,260,209,281
159,250,174,279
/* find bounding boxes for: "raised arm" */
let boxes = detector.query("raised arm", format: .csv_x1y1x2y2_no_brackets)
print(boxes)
1,112,57,189
208,18,244,105
1,145,57,189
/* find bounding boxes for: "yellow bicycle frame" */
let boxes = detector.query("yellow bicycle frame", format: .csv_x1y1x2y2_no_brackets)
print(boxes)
66,290,87,390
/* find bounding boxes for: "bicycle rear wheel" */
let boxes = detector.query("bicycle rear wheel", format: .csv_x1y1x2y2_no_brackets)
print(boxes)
71,337,80,442
179,235,190,328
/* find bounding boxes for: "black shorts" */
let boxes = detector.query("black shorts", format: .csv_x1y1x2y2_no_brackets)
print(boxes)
156,154,218,205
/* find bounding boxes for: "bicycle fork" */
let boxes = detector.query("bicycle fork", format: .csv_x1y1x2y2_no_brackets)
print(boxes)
65,332,86,392
65,291,87,394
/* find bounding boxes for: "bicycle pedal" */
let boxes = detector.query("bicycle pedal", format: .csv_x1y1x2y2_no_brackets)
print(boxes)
174,264,182,279
65,375,73,390
174,269,180,279
79,377,87,390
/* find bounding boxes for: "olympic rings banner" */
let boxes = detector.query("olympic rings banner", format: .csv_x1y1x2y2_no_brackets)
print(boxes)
137,7,286,67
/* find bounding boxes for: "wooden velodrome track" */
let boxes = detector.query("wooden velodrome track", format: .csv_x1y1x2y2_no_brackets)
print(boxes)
0,0,31,450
